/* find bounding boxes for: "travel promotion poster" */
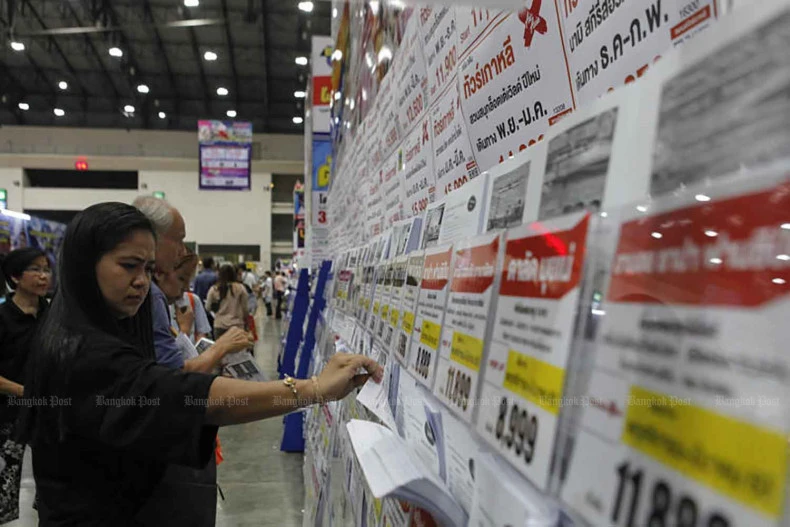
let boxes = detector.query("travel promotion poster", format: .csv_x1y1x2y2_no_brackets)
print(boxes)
477,212,590,490
458,5,575,171
198,120,253,190
561,175,790,527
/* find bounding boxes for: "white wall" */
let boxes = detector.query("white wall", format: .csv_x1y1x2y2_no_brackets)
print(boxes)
0,168,23,210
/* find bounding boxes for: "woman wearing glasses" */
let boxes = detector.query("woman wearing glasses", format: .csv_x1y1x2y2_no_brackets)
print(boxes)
0,248,50,523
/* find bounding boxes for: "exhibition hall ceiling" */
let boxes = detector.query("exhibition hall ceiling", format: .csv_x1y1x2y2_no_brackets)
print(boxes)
0,0,330,133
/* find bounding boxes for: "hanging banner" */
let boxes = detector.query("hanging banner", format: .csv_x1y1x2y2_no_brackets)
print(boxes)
312,35,334,134
198,120,253,190
558,0,718,107
458,9,575,171
312,138,333,191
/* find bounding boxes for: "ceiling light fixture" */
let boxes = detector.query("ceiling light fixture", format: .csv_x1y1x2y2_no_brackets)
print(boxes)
298,1,314,12
158,111,166,119
184,0,199,6
226,110,237,118
332,7,338,17
137,84,149,94
293,116,304,124
294,90,306,99
216,87,229,96
10,41,25,52
18,102,29,111
124,105,135,113
295,56,308,66
109,47,123,57
204,51,218,61
58,81,68,90
332,49,343,62
54,108,65,117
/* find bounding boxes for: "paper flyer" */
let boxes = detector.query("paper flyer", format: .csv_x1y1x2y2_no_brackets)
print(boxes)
421,200,446,250
407,245,453,389
395,251,425,366
485,157,530,231
395,371,444,478
477,212,589,490
366,172,385,239
382,150,405,228
394,15,429,138
430,79,481,199
433,231,503,423
386,256,409,352
456,8,506,59
561,173,790,527
442,410,483,513
377,261,395,345
370,263,387,334
378,73,401,160
398,115,436,219
419,6,457,107
458,9,575,171
438,172,490,247
558,0,718,107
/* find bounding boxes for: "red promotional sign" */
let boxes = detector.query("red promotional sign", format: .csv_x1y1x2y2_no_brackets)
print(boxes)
608,184,790,307
451,237,500,294
313,76,332,106
500,214,589,299
422,247,453,291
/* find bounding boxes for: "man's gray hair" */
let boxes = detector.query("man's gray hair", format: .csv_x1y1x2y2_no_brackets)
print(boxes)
132,195,174,235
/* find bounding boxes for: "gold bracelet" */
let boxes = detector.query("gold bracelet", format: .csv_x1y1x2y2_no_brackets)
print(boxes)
283,375,299,398
311,375,323,405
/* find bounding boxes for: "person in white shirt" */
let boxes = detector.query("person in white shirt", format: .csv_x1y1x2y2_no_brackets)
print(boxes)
261,270,274,317
236,263,258,315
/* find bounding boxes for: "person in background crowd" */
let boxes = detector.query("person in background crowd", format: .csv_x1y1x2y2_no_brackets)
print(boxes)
0,248,49,523
207,264,249,339
193,256,217,303
170,254,211,345
236,263,258,315
274,271,288,319
16,202,382,525
261,270,273,317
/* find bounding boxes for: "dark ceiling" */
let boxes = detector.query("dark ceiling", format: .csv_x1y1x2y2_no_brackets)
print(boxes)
0,0,331,133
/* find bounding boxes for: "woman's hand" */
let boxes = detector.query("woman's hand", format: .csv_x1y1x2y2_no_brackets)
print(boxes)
175,303,195,335
315,353,383,401
215,327,254,355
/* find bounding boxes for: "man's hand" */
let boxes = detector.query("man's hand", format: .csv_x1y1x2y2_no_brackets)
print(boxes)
215,327,254,356
175,303,195,335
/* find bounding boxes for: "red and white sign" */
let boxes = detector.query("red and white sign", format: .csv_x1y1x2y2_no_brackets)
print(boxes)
434,231,503,423
311,36,334,134
399,116,435,218
458,9,575,171
477,212,589,489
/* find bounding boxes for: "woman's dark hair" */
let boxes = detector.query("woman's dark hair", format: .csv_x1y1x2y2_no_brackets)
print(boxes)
18,202,157,443
217,263,237,302
0,247,47,295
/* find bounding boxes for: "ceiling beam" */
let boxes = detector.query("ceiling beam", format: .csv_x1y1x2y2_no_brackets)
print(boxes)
188,27,210,116
258,0,270,131
142,0,179,124
220,0,239,113
99,0,149,128
20,0,90,98
63,0,121,109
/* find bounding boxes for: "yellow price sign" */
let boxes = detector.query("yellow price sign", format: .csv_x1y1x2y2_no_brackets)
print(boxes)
390,308,400,327
503,350,565,415
381,304,390,321
420,319,441,350
450,332,484,372
373,302,380,315
623,385,788,518
402,312,415,334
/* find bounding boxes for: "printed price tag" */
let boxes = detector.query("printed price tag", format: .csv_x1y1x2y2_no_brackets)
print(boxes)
477,212,589,489
561,179,790,527
407,245,453,388
395,252,424,365
434,231,503,422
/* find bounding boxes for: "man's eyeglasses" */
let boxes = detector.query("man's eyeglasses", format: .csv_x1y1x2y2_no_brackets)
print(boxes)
24,267,52,276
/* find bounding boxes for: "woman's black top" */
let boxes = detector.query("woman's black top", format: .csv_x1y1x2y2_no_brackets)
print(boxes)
0,295,48,425
27,332,218,526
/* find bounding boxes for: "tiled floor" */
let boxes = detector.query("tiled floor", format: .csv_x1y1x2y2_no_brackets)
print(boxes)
9,315,304,527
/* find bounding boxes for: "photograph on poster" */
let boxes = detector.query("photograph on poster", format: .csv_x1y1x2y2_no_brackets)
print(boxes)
422,203,445,249
487,162,529,231
651,12,790,196
539,108,618,220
